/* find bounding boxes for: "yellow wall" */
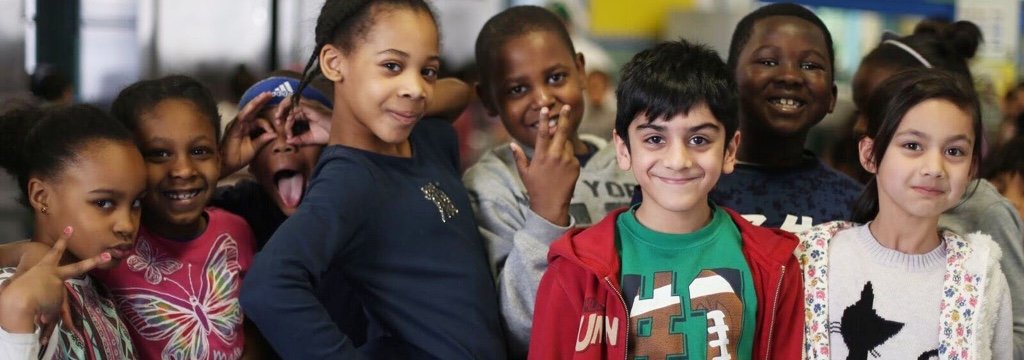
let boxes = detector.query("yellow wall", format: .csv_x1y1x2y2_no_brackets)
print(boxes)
591,0,696,37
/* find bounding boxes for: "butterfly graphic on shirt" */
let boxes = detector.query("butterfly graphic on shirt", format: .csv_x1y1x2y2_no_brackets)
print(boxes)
127,236,184,285
115,233,243,360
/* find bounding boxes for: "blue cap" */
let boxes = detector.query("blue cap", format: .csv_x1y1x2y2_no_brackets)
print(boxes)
237,76,333,111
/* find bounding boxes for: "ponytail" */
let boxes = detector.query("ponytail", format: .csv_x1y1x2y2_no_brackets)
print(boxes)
850,178,881,223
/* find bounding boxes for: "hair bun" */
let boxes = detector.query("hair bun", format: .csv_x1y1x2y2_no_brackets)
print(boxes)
912,20,982,60
945,21,982,59
0,102,41,178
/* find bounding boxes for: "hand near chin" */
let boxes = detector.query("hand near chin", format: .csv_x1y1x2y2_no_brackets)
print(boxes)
222,92,278,176
275,96,332,147
0,227,111,339
510,105,580,227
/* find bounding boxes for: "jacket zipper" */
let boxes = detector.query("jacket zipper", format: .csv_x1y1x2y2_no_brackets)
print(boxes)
765,265,785,360
604,277,629,360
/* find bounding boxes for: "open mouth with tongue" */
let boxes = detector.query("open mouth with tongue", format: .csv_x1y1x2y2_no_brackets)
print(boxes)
274,170,305,209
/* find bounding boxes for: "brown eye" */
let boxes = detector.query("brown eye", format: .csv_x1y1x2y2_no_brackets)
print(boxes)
249,127,266,139
291,121,309,136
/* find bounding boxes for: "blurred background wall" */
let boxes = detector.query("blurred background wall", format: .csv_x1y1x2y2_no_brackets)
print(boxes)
1,0,1021,242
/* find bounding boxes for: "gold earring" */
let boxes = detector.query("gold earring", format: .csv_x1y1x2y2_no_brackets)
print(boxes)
41,206,48,214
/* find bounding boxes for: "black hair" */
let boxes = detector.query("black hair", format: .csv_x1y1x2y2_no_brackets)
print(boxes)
29,64,72,102
110,75,222,140
984,137,1024,180
229,64,257,102
292,0,436,110
727,3,835,77
614,39,738,148
853,20,982,109
851,69,983,223
474,6,577,92
0,102,134,207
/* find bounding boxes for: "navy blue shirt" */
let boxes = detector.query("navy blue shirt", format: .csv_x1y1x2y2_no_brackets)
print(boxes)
711,153,863,232
241,119,507,359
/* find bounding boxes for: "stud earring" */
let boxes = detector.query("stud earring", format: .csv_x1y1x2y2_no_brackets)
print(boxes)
41,206,48,214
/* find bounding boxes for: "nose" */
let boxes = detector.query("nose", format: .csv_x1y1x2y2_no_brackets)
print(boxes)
271,137,296,154
398,72,428,101
773,61,804,87
920,150,946,178
664,143,693,171
531,87,557,111
169,154,199,179
113,209,138,243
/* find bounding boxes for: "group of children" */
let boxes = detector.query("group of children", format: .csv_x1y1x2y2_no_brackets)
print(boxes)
0,1,1019,359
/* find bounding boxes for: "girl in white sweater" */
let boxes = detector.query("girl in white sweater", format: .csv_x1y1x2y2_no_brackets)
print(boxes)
797,69,1012,359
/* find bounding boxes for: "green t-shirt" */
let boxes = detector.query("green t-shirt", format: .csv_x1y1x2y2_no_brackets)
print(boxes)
616,204,756,360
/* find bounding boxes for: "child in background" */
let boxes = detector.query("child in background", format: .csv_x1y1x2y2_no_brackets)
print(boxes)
530,39,803,360
714,3,861,232
217,71,474,248
215,71,335,248
851,20,1024,357
986,137,1024,218
0,104,146,359
239,0,506,358
95,75,256,360
465,6,637,356
798,69,1012,359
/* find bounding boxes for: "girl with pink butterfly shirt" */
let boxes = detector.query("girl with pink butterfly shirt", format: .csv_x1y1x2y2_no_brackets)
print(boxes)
92,75,256,360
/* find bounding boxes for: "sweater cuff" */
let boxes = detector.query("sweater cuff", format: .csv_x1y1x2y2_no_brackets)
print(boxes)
522,209,575,246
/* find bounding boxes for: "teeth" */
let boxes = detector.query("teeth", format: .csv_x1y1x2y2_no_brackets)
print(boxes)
773,98,802,107
166,190,200,201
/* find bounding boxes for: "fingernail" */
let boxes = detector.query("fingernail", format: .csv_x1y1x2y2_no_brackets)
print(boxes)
563,105,571,112
64,226,72,235
101,252,111,261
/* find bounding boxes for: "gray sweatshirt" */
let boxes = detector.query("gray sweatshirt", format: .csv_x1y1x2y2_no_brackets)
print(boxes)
939,178,1024,358
463,140,637,359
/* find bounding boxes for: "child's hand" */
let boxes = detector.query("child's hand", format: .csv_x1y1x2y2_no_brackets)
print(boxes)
510,105,581,226
221,92,279,176
275,97,332,147
0,227,111,334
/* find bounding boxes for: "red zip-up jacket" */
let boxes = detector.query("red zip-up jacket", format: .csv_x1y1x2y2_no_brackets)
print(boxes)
528,207,803,360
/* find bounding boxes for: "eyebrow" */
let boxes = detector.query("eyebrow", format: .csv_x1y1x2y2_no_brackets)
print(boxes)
750,45,827,60
635,121,722,133
895,129,973,143
502,63,569,84
378,49,440,63
89,189,125,197
145,135,215,145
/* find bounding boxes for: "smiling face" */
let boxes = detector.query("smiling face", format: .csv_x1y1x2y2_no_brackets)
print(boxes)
331,7,439,153
250,108,322,216
734,15,836,138
37,140,147,269
134,98,221,239
614,104,738,224
481,30,586,149
866,99,974,221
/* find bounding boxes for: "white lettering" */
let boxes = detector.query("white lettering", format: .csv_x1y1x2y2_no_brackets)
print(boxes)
780,214,813,233
576,314,596,351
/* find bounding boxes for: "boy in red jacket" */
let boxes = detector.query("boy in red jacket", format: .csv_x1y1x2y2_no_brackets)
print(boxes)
529,39,804,359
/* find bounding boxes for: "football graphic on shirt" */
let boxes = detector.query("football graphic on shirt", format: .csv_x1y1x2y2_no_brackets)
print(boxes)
625,269,745,359
689,269,744,359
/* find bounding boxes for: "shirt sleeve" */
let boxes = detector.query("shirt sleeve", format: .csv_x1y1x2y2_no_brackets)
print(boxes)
975,203,1024,357
0,325,40,360
239,157,373,360
463,158,573,357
